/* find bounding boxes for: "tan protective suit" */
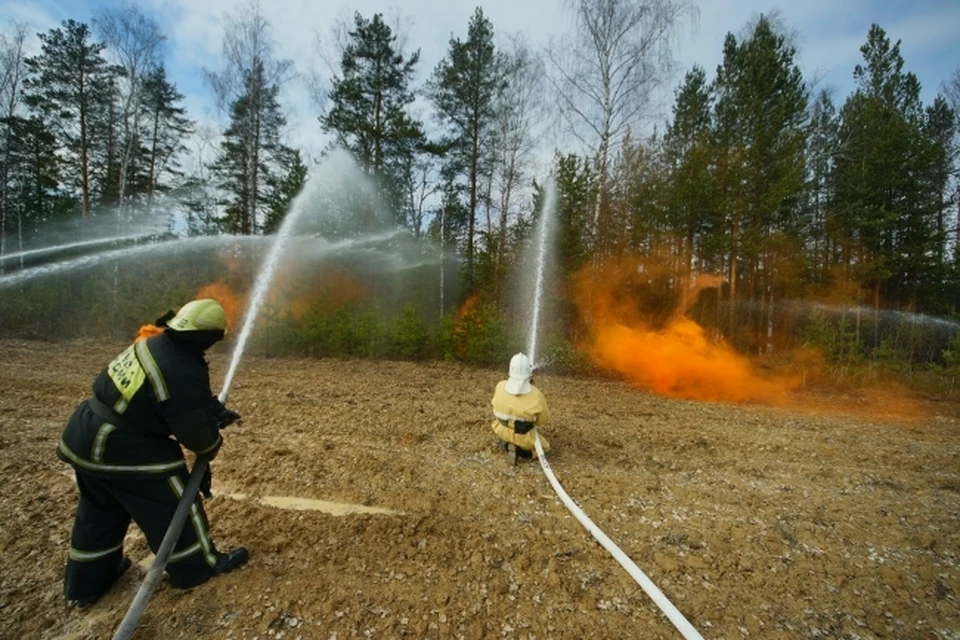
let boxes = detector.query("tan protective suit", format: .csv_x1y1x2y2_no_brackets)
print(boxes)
490,380,550,456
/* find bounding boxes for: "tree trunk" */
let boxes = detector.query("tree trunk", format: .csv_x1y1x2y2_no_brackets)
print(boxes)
79,76,91,217
146,108,160,214
728,217,739,339
467,122,478,290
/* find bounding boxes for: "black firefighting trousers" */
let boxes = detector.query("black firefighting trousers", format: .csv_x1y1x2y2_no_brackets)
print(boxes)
64,468,218,601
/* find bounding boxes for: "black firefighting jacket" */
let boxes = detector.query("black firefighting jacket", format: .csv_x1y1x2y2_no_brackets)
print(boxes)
57,333,225,476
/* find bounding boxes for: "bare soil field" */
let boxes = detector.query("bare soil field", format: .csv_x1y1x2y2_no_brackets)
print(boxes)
1,338,959,640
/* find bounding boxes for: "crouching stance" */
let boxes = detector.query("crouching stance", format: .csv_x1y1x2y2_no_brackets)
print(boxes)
57,299,248,607
491,353,550,463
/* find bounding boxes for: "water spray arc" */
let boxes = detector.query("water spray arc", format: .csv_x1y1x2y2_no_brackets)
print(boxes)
526,180,555,367
524,177,703,640
0,232,159,266
113,175,320,640
0,235,257,290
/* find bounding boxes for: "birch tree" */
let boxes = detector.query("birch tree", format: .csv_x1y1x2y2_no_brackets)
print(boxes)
205,0,293,235
549,0,696,255
93,3,165,210
0,22,29,262
489,34,548,268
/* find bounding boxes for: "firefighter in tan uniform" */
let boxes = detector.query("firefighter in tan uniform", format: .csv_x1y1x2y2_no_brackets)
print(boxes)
491,353,550,463
57,299,248,607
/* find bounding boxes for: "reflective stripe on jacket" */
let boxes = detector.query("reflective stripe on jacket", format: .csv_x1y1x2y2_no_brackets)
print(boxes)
57,333,224,476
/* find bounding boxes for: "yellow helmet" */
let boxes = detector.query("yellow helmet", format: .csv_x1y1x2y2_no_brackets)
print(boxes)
166,299,227,333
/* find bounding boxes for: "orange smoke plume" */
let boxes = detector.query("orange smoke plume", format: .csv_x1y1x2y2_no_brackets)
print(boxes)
456,294,479,322
135,324,165,342
196,281,244,332
574,257,799,404
284,270,368,318
452,294,484,359
135,282,245,341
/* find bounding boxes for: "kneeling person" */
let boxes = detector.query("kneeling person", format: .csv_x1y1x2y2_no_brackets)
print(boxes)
491,353,550,463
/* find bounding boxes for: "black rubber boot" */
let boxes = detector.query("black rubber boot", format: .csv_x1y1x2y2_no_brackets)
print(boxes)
73,556,132,609
213,547,249,575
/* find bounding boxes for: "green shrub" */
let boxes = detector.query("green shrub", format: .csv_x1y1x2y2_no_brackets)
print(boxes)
391,302,429,360
436,297,510,365
800,311,863,365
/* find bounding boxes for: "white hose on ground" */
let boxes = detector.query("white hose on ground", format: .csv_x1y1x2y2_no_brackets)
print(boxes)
533,433,704,640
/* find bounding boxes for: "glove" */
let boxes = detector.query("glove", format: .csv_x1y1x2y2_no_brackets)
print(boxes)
217,407,241,429
199,466,212,499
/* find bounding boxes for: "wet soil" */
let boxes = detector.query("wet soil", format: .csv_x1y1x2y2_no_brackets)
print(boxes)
1,338,959,640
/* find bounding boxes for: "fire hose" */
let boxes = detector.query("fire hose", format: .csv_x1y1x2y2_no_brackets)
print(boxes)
111,391,229,640
533,433,704,640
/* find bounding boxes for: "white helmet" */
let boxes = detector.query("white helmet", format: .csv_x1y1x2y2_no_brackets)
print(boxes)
505,352,532,395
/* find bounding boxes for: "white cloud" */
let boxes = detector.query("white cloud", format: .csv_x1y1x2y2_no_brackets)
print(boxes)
2,0,62,31
3,0,957,160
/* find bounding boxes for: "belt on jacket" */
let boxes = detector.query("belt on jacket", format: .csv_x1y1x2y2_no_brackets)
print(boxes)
497,417,535,435
87,396,136,430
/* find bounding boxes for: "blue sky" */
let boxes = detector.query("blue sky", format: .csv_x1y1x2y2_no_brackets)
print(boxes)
4,0,959,161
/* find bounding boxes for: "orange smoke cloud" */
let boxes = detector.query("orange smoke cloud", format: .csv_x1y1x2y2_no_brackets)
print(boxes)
574,257,799,404
284,269,368,318
452,294,482,359
196,281,245,332
592,316,796,403
134,324,165,342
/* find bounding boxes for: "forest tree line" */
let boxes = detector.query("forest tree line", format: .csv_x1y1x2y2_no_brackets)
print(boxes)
0,1,958,364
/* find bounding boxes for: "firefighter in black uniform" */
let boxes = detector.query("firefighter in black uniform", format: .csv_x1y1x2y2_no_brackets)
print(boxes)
57,298,249,607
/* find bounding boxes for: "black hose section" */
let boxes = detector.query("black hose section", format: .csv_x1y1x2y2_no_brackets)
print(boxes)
111,456,210,640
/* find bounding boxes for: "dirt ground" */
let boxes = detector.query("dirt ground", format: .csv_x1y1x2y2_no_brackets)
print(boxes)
1,338,959,640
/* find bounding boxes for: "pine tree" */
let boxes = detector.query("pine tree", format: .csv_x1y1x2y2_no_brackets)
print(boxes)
664,65,716,276
923,95,957,311
140,64,193,213
210,58,288,235
23,19,119,217
95,74,123,209
0,115,71,247
320,12,424,227
553,153,595,280
806,89,838,280
427,7,501,292
833,24,936,312
263,147,308,234
712,15,808,340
